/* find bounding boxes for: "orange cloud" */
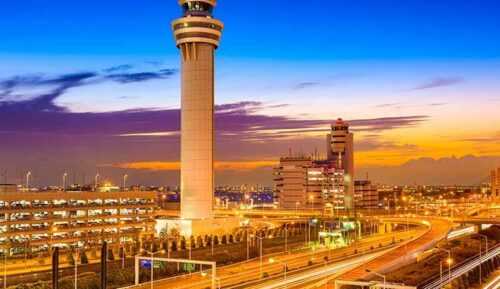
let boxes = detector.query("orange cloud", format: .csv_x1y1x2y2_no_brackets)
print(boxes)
114,160,278,171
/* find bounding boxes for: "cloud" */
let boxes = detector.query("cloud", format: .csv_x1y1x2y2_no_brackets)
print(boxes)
428,102,447,106
103,64,133,73
293,82,320,90
355,139,420,152
106,69,177,83
358,155,500,185
412,77,464,90
112,160,278,171
374,103,401,108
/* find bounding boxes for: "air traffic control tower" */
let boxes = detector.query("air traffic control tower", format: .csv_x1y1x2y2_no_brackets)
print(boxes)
172,0,223,220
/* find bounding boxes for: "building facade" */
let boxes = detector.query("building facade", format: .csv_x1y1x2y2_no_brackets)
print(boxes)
0,191,156,256
172,0,223,220
274,156,312,209
354,180,379,209
491,168,500,198
326,118,354,209
274,157,347,210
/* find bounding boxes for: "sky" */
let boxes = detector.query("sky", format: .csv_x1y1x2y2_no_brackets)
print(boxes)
0,0,499,186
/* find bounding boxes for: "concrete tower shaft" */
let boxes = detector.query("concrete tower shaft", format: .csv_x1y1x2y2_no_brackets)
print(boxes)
172,0,223,220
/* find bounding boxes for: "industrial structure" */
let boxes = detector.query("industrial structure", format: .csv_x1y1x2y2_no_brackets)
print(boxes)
172,0,223,220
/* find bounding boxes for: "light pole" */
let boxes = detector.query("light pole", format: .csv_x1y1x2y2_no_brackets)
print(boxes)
3,251,6,289
366,269,386,289
25,171,31,190
254,233,264,279
435,248,452,284
268,257,287,283
94,173,100,190
478,233,489,285
309,195,314,212
295,202,300,214
74,250,79,289
63,172,68,191
284,224,288,254
141,249,165,289
123,174,128,190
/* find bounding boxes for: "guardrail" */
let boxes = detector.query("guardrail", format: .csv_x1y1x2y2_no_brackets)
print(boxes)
419,244,500,289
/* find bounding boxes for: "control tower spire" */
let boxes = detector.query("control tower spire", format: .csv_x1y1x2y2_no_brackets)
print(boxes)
172,0,223,219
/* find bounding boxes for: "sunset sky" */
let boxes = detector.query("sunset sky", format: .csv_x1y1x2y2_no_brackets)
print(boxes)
1,0,499,186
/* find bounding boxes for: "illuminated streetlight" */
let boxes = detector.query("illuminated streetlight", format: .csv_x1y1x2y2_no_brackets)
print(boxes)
62,172,68,191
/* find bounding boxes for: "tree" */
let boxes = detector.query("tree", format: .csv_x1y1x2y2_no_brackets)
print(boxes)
221,235,227,245
108,248,115,261
171,240,178,251
229,234,234,243
180,237,187,250
214,235,219,245
67,251,75,266
197,236,204,248
80,250,89,264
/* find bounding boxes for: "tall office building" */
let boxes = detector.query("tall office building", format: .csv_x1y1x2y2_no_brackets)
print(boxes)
327,118,354,209
491,168,500,198
172,0,223,219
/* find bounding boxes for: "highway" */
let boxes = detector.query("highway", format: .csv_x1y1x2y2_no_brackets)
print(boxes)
125,228,425,289
483,274,500,289
337,217,452,282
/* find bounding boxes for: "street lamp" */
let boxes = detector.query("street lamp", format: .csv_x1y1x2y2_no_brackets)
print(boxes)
73,250,79,289
3,250,7,289
295,201,300,213
25,171,31,190
254,233,265,279
268,257,288,282
141,249,165,289
63,172,68,191
366,269,386,289
435,247,452,284
309,194,314,211
123,174,128,190
478,233,489,285
94,173,100,190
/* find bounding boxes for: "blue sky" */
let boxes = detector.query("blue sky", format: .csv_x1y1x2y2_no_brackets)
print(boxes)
0,0,499,186
1,0,499,59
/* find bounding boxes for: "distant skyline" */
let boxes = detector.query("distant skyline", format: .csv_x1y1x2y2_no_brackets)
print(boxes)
1,0,499,186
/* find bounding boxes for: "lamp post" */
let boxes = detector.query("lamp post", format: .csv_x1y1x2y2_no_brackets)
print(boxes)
94,173,100,190
478,233,489,285
366,269,386,289
268,257,287,283
284,224,288,254
123,174,128,191
435,248,452,284
63,172,68,191
74,250,79,289
141,249,165,289
3,251,6,289
309,195,314,212
25,171,31,190
254,233,264,279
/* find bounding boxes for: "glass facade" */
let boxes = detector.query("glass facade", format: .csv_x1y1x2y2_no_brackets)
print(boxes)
183,2,213,16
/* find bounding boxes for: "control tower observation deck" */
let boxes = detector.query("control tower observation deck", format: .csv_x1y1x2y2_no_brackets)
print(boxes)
172,0,223,220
